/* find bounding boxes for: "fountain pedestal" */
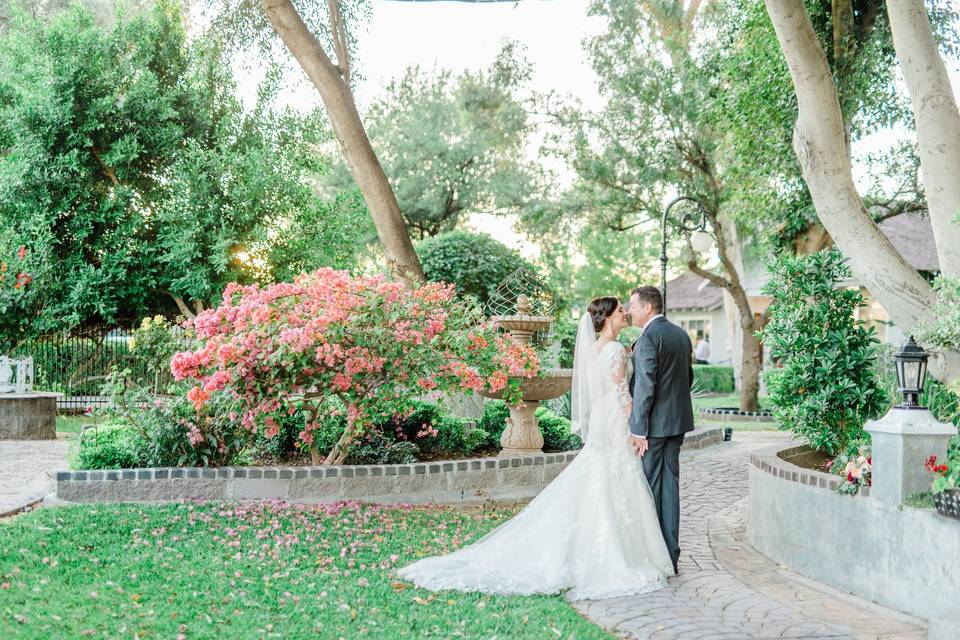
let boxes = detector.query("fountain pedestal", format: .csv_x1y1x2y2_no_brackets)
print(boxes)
478,294,572,456
500,401,544,456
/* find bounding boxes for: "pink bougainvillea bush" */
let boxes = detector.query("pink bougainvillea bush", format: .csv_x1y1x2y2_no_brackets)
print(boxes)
171,269,539,464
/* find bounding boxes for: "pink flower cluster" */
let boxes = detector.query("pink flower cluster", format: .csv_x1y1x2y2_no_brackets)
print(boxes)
169,269,539,460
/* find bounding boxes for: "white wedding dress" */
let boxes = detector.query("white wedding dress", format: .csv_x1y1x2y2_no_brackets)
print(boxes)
397,329,674,601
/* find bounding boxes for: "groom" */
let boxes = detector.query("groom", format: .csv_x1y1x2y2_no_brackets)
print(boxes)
627,286,695,575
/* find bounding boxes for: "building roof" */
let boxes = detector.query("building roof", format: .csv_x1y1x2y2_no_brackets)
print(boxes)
664,272,724,312
877,213,940,272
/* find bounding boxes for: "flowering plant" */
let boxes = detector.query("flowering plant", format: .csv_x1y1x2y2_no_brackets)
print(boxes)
170,269,538,464
827,444,872,495
924,454,959,494
0,244,34,350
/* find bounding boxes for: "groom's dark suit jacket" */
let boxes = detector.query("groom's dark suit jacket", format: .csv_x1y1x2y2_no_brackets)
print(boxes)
628,316,695,438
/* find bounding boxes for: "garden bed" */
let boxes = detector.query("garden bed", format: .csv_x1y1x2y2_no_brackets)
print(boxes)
57,427,724,505
749,444,960,640
777,444,832,473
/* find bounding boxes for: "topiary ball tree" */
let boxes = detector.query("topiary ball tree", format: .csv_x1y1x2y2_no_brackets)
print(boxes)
417,230,539,308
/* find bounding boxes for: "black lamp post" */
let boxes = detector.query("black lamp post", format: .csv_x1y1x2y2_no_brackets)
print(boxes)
659,196,712,318
893,336,929,409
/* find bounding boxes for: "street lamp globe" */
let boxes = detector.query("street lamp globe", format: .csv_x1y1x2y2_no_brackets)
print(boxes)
690,229,713,253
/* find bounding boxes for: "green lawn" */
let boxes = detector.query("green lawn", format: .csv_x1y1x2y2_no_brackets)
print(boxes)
55,416,96,436
693,393,780,432
0,502,612,639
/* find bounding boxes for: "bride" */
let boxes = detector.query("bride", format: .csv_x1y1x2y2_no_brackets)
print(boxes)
396,296,674,601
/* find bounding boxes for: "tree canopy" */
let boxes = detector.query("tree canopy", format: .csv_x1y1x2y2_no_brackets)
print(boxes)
323,44,541,239
0,0,368,343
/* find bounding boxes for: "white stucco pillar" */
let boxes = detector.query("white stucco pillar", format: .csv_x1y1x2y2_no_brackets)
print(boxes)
866,408,957,509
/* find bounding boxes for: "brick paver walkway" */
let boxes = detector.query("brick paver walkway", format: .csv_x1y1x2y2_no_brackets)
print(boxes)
575,432,925,640
0,438,69,516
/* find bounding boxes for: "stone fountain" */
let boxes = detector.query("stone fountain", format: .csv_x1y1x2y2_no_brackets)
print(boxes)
479,294,573,456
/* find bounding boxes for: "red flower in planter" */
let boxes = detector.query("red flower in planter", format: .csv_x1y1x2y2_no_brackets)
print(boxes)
924,455,950,477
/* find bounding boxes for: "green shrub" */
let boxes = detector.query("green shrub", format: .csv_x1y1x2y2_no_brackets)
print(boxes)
418,230,542,306
692,365,735,393
476,401,581,451
74,424,139,469
100,370,249,467
299,398,489,464
478,401,511,447
535,407,582,451
126,315,192,393
760,249,888,455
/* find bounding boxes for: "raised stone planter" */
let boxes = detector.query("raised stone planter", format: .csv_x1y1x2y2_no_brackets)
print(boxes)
56,426,723,505
748,444,960,640
0,392,61,440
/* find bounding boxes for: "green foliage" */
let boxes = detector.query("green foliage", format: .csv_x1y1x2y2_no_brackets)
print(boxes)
127,315,190,393
478,400,511,446
535,407,582,451
915,275,960,362
323,43,539,239
760,249,888,455
418,230,538,306
692,365,735,394
257,398,491,466
0,2,361,342
478,401,582,452
74,424,139,470
903,491,935,509
95,369,249,468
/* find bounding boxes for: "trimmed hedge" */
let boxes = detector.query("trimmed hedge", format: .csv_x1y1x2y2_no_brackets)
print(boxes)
693,365,735,393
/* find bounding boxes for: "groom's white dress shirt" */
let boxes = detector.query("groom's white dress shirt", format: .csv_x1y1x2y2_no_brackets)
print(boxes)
642,314,664,332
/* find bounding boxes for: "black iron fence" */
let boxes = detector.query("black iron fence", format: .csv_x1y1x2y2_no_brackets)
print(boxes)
10,326,167,412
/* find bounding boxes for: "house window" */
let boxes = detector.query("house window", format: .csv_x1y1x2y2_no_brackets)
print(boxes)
679,318,711,343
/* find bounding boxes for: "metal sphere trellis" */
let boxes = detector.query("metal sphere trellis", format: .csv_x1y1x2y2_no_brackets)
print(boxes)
485,267,556,319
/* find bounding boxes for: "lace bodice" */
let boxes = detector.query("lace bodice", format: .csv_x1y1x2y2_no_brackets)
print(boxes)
596,341,633,415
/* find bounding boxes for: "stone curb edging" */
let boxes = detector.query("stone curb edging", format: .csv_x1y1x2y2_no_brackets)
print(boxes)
0,496,43,519
56,427,724,505
700,407,775,423
749,444,869,497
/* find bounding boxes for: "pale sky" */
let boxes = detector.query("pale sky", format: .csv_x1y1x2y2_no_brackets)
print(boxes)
255,0,960,258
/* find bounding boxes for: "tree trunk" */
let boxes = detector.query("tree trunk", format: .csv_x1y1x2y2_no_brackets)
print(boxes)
686,214,763,412
887,0,960,276
323,411,359,466
740,320,764,412
764,0,960,384
260,0,424,284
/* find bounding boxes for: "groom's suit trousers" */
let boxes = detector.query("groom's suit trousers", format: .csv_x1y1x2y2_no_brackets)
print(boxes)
641,433,684,571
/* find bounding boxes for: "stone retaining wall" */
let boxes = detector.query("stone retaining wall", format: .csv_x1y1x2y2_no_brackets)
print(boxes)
748,445,959,640
0,393,59,440
57,426,723,505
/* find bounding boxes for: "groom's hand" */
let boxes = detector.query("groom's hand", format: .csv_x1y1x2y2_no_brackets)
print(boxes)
630,435,648,457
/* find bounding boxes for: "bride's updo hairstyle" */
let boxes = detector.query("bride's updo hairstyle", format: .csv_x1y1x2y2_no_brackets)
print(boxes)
587,296,620,333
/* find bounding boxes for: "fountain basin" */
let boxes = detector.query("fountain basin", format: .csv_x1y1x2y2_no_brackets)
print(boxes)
478,369,572,402
478,369,573,456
